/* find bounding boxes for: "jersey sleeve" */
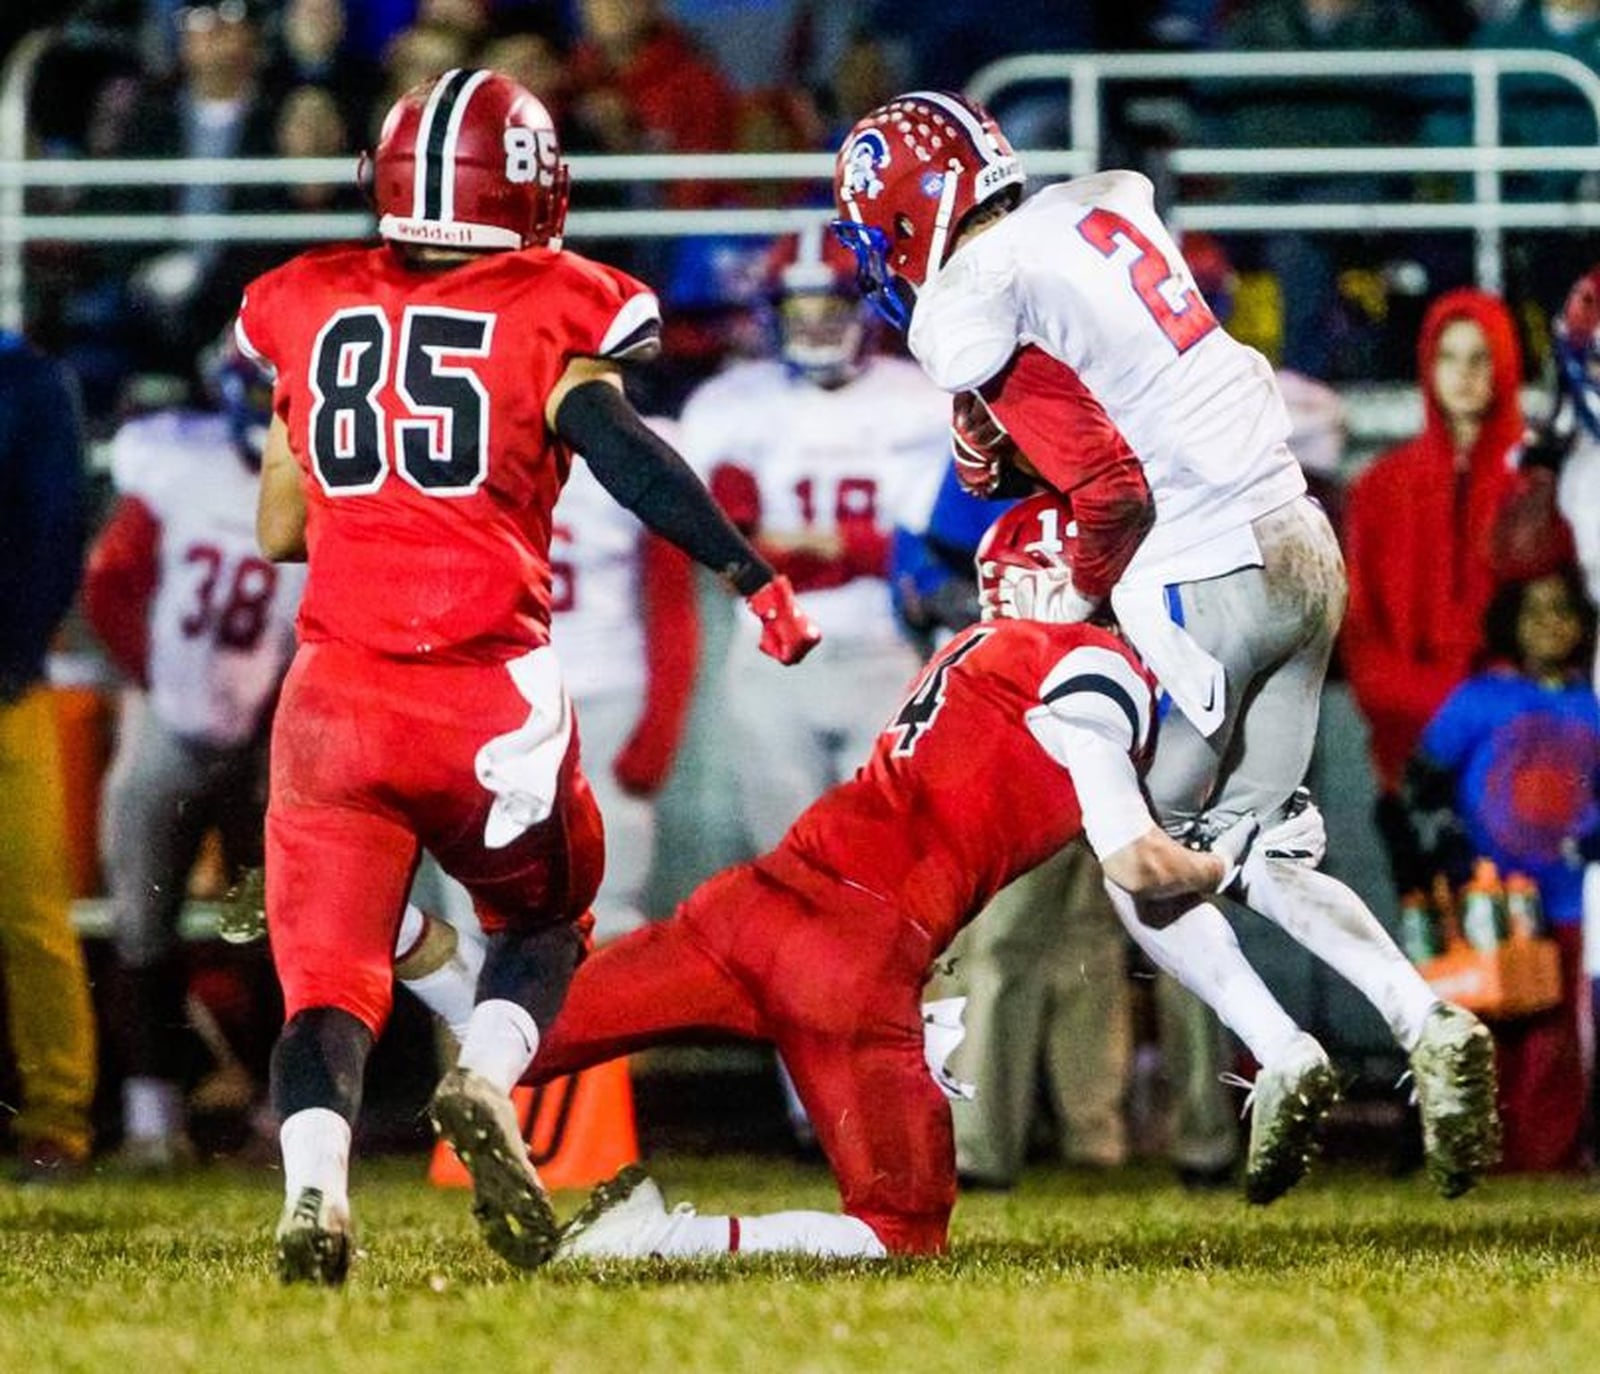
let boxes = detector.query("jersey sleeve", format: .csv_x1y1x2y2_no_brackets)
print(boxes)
234,261,293,379
1024,639,1158,858
907,246,1020,393
561,258,662,362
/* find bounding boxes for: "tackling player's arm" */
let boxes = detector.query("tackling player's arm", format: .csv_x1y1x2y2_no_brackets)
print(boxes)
256,412,307,562
1025,644,1231,898
548,356,819,665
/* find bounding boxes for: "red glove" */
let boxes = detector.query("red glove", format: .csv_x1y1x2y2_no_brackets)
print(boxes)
745,575,821,665
951,390,1019,498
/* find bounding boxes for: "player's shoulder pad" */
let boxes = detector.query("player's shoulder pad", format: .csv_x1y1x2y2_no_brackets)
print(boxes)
907,241,1019,394
109,410,226,501
1048,168,1155,212
541,249,662,360
679,359,784,427
1037,629,1154,751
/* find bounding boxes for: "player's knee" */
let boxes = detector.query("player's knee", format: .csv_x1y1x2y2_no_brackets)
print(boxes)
279,963,393,1039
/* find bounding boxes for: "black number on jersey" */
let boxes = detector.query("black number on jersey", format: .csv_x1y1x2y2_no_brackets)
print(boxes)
308,306,495,495
885,628,992,757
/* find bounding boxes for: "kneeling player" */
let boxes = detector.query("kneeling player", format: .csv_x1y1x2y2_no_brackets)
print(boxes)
515,493,1254,1258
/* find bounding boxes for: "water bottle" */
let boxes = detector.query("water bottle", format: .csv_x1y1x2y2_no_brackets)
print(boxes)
1398,890,1440,962
1461,859,1508,952
1505,872,1545,939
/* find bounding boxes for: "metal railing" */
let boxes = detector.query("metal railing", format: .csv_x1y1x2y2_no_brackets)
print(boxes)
5,39,1600,329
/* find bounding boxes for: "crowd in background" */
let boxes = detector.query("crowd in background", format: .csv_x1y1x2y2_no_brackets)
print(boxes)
8,0,1600,418
5,1,1600,1182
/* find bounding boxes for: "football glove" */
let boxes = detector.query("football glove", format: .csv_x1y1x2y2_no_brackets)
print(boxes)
951,391,1018,498
746,575,821,665
1258,788,1327,866
977,559,1099,624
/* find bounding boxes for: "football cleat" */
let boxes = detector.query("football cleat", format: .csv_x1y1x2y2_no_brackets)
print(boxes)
554,1165,694,1262
1241,1032,1339,1205
1408,1004,1501,1198
429,1067,560,1269
276,1186,351,1286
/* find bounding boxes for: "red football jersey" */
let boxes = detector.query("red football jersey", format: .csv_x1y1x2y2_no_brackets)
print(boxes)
779,618,1155,948
237,242,660,661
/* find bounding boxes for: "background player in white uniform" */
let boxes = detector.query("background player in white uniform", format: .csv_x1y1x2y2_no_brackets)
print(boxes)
84,347,304,1166
547,420,681,941
677,225,948,852
832,90,1499,1202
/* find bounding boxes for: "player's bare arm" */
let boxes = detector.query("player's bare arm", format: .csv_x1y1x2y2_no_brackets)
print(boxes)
548,356,821,665
1100,826,1225,899
256,413,307,562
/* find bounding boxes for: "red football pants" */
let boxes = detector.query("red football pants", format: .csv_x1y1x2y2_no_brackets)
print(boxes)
532,852,956,1255
267,640,603,1034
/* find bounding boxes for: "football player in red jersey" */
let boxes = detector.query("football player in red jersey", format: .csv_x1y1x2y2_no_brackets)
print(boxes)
235,69,818,1285
509,492,1257,1260
830,90,1499,1207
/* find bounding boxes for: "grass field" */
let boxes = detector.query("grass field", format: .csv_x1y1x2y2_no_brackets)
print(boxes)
4,1154,1600,1374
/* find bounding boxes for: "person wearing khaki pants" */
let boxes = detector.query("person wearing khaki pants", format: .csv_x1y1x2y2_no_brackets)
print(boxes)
938,840,1132,1184
0,330,95,1177
0,688,98,1170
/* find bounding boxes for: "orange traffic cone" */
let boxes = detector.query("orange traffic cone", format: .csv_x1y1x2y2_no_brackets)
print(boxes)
428,1057,640,1192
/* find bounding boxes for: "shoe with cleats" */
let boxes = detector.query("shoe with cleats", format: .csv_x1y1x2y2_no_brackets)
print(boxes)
1408,1003,1501,1198
1243,1033,1340,1205
276,1186,351,1286
556,1166,690,1262
429,1066,560,1269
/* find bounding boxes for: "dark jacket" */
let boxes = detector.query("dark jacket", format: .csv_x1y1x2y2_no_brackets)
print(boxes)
0,334,87,696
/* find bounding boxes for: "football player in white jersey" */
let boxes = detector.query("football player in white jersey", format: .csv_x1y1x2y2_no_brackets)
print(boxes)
832,90,1500,1202
677,224,949,854
84,347,305,1166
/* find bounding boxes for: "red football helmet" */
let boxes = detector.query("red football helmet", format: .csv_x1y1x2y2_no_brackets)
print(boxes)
370,68,570,251
831,90,1024,327
1556,265,1600,440
765,221,868,384
974,492,1077,622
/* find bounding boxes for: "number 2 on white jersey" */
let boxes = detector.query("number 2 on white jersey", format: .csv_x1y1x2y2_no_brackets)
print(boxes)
1076,207,1218,354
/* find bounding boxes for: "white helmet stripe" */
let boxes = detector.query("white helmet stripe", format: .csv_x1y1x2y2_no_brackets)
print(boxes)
438,68,493,223
412,68,461,220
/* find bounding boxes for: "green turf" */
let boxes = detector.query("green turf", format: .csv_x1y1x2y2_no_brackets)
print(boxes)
3,1155,1599,1373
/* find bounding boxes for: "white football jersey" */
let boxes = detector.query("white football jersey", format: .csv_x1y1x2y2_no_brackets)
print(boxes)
908,171,1305,583
110,410,305,746
678,355,949,646
551,423,662,703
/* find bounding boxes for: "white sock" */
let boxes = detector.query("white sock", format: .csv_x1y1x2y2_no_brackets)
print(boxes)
124,1076,184,1141
396,913,485,1044
279,1107,351,1213
1106,885,1303,1063
1238,859,1440,1051
456,999,539,1093
394,903,427,959
735,1212,888,1259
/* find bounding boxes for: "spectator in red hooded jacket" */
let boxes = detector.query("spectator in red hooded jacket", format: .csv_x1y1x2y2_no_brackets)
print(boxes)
1341,288,1525,887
